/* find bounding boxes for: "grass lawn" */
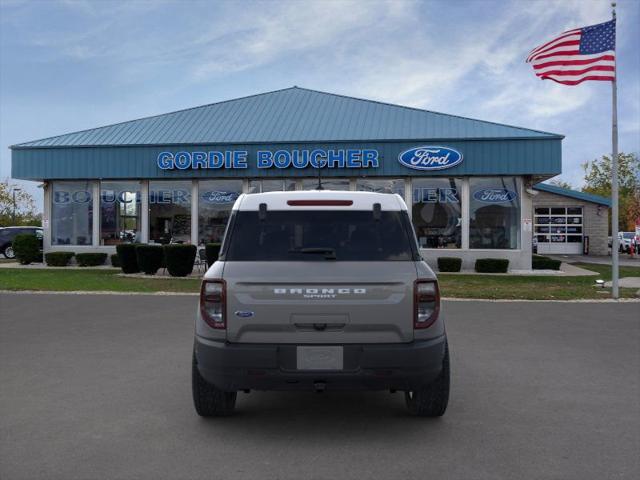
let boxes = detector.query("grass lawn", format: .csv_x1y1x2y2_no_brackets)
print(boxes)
438,262,640,300
0,262,638,299
0,268,200,293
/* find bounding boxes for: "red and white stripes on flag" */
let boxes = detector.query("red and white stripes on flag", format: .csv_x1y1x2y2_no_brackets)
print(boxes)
526,20,616,85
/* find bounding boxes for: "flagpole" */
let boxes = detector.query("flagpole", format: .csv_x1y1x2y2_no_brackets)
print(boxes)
611,1,619,299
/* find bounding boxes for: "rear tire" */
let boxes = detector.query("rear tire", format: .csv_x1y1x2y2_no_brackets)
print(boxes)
192,351,237,417
3,245,15,259
405,342,450,417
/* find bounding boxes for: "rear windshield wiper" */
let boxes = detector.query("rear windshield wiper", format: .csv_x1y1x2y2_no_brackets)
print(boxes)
289,247,337,260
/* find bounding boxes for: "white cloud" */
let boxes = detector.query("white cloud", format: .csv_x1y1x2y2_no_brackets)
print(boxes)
190,0,406,79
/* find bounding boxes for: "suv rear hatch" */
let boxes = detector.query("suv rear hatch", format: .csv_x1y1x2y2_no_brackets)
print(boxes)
221,208,419,344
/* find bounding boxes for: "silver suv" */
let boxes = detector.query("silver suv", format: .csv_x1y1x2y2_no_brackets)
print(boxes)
192,191,449,417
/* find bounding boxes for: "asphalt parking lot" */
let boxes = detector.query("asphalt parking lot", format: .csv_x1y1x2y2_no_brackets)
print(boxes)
1,294,638,480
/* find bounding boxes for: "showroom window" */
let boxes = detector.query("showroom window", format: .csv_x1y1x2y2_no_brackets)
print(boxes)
469,177,520,249
356,178,405,199
412,178,462,248
149,181,192,244
198,179,243,245
100,181,141,245
248,179,296,193
302,178,350,190
51,181,93,245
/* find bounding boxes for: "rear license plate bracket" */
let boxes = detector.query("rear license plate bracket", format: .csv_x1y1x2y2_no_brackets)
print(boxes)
296,346,344,370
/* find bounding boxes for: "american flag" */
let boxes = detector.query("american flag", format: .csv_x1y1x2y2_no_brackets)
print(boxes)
526,19,616,85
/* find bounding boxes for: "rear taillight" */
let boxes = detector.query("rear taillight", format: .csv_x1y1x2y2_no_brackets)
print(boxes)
200,280,226,329
414,280,440,329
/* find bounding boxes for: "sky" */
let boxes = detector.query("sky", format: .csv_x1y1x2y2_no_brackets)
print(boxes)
1,0,639,211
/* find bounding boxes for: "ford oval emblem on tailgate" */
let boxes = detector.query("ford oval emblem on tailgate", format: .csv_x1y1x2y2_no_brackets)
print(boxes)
398,146,463,171
234,311,254,318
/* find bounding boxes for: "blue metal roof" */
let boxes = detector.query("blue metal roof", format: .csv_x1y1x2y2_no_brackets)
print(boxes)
12,86,562,148
533,183,611,206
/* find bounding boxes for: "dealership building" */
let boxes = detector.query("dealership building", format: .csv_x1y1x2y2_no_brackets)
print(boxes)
10,87,611,269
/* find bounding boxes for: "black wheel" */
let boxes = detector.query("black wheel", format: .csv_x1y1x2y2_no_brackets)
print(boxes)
192,351,237,417
405,342,450,417
3,245,15,259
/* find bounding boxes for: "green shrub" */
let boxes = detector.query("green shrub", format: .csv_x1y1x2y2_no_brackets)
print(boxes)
13,234,41,265
116,244,139,274
163,244,197,277
135,245,164,275
205,243,221,266
475,258,509,273
110,254,121,268
45,252,75,267
75,253,108,267
532,255,561,270
437,257,462,272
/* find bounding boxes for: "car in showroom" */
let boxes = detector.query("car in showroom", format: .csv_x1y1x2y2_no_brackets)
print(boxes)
0,226,43,259
192,190,449,417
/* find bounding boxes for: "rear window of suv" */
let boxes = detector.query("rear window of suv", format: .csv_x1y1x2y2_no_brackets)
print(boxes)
224,210,418,261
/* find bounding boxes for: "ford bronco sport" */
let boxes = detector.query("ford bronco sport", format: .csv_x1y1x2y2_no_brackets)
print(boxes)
192,190,449,417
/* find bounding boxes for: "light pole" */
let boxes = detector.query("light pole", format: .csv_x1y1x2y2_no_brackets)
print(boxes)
12,188,22,224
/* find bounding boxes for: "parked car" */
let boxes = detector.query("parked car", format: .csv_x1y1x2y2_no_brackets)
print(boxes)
0,226,43,259
619,232,635,253
192,191,449,417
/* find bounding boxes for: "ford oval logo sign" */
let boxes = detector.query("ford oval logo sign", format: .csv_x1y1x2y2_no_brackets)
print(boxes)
234,311,254,318
473,188,518,203
398,146,463,171
200,191,239,204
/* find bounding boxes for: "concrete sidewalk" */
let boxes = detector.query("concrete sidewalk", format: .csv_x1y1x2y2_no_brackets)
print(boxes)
548,254,640,267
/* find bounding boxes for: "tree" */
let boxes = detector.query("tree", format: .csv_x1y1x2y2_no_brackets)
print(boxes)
0,180,41,227
547,178,573,190
582,153,640,231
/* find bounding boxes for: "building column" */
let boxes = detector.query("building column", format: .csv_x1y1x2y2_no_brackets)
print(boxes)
461,178,470,250
43,182,52,252
520,178,533,269
92,181,100,247
191,180,199,245
140,181,149,243
405,178,412,219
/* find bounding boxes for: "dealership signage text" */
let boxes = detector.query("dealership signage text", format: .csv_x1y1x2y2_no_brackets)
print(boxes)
157,149,380,170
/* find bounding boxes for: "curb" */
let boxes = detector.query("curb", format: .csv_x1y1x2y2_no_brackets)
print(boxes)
441,297,640,303
0,290,198,296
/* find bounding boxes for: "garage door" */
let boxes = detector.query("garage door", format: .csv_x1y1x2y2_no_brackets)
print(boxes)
535,207,583,254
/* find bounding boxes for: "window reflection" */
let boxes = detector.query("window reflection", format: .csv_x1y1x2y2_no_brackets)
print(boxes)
469,177,520,249
412,178,462,249
100,181,141,245
198,180,243,245
51,181,93,245
149,181,192,244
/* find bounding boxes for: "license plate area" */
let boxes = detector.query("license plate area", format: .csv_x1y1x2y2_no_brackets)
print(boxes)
296,346,344,370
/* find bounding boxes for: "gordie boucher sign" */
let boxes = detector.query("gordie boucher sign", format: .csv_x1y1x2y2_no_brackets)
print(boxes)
156,146,464,171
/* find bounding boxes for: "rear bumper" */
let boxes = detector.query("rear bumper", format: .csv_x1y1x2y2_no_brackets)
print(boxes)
194,335,447,392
